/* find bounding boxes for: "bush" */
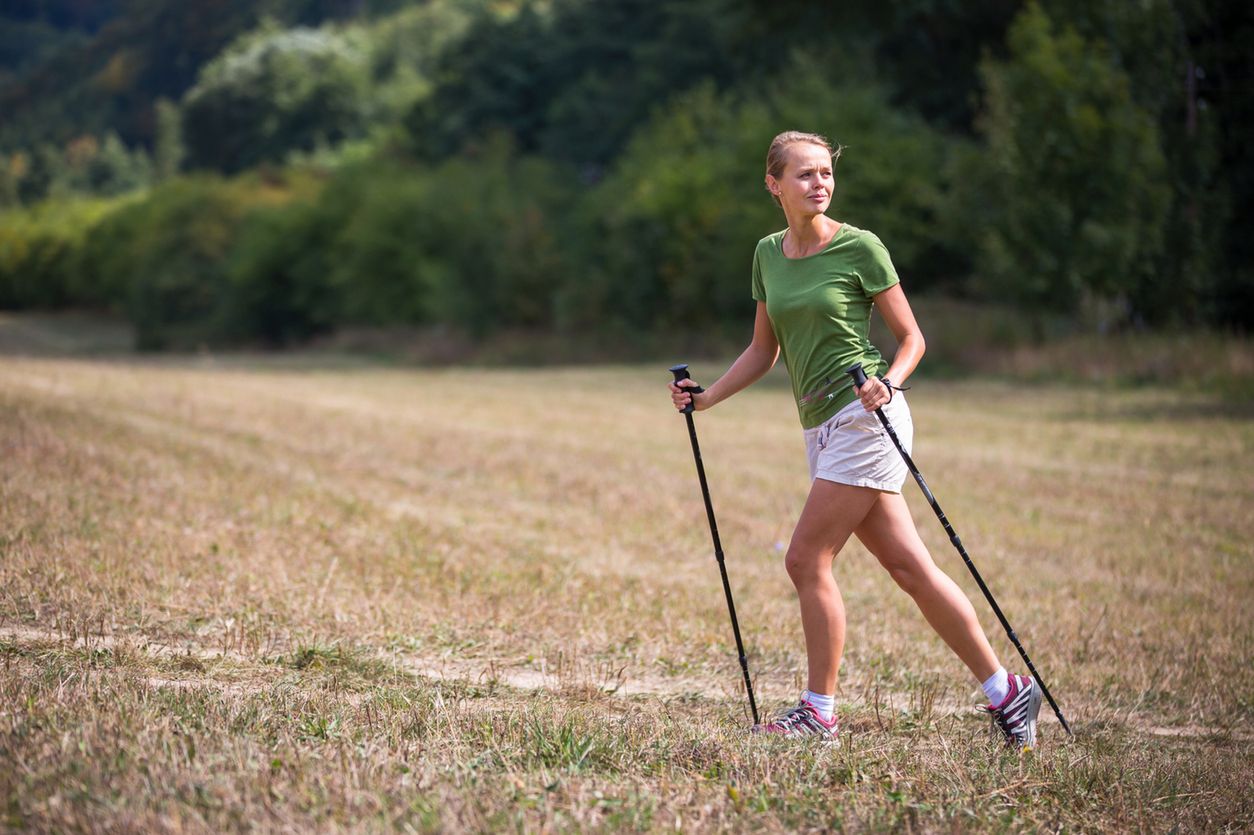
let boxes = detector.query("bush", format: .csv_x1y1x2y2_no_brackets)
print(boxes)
80,176,292,349
318,144,573,336
223,199,336,346
0,198,120,309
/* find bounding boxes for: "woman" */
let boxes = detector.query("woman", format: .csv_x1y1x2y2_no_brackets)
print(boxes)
669,131,1041,747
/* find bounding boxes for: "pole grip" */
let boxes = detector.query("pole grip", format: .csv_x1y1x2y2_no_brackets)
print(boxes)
669,363,705,415
845,362,869,389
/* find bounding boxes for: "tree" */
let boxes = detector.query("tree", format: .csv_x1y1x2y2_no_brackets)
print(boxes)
1188,0,1254,329
15,143,65,203
1032,0,1231,326
86,131,153,195
403,0,755,170
580,67,956,336
971,2,1170,327
181,24,370,173
153,97,184,180
0,154,21,207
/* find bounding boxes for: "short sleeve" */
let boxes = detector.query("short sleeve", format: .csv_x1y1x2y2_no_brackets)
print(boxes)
751,242,767,302
857,233,900,297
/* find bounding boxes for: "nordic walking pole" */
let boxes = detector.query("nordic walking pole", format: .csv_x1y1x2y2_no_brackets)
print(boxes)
845,363,1073,736
670,363,760,726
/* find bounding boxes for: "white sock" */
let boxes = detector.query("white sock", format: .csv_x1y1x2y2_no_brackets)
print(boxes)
982,667,1010,705
801,689,835,721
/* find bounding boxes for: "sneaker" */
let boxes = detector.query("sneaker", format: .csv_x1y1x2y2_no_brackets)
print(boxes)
751,700,839,740
986,673,1042,750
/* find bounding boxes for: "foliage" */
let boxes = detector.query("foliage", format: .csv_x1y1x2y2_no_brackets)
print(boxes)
0,197,122,309
0,0,420,152
362,0,484,121
222,199,336,345
276,142,572,335
0,18,87,86
1,0,1252,341
153,98,184,181
969,2,1171,324
578,69,955,336
0,132,153,207
1038,0,1231,326
743,0,1024,132
403,0,757,169
77,175,300,349
0,1,267,150
0,1,123,33
1186,0,1254,328
181,25,371,173
0,140,576,347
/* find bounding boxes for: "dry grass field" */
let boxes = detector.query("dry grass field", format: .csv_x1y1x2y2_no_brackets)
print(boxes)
1,352,1251,832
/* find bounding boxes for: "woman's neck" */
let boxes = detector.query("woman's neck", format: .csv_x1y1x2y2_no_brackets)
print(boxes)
783,214,840,258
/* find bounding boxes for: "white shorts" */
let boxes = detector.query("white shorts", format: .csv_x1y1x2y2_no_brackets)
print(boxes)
804,394,913,493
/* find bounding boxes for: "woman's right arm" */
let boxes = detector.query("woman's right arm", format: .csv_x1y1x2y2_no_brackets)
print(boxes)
670,302,780,412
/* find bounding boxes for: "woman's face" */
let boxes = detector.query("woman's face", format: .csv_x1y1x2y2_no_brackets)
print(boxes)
769,142,834,217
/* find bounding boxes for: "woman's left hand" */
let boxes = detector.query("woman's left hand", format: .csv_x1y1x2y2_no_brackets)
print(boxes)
856,376,891,412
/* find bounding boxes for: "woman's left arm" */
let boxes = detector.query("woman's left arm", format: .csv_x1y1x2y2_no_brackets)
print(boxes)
856,283,926,411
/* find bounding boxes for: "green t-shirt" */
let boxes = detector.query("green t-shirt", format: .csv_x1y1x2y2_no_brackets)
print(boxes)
751,223,900,429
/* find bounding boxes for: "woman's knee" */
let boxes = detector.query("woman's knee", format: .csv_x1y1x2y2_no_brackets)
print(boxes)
884,563,924,596
880,552,936,597
784,541,833,587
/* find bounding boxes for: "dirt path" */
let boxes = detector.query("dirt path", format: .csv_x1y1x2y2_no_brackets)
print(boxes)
6,622,1240,744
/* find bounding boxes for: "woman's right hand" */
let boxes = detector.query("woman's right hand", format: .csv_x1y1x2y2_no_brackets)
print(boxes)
669,378,705,412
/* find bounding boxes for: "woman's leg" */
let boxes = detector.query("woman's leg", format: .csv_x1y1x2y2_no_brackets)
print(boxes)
854,491,1000,682
785,478,881,695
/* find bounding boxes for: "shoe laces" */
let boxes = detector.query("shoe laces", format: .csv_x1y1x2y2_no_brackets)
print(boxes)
772,702,816,731
985,702,1026,739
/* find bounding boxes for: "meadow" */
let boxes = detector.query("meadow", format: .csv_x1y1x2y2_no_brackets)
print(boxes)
1,348,1251,832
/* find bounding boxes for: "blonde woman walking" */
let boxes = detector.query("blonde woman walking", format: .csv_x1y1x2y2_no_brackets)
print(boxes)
669,131,1041,746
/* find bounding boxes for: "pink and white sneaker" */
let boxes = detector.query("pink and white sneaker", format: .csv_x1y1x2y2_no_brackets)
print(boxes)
986,673,1043,750
751,700,839,741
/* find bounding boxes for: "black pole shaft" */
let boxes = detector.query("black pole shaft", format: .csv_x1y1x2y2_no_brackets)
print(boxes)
846,365,1073,736
671,365,759,725
682,412,760,726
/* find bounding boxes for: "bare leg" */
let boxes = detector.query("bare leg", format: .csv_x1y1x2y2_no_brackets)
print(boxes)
855,491,1000,682
785,478,880,695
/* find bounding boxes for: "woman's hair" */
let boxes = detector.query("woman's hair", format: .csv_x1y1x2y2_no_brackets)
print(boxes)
764,131,842,207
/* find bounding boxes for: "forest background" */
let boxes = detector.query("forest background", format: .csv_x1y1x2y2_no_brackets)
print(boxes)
1,0,1251,363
